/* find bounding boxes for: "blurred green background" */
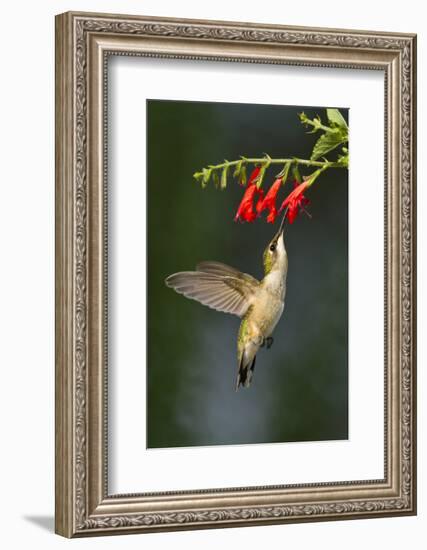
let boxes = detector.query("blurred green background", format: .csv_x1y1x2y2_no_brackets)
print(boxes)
147,100,348,448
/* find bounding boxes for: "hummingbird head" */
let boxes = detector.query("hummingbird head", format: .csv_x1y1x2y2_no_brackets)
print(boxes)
263,210,288,276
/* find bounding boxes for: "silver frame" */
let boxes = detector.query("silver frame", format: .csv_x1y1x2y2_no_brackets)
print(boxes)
55,11,417,537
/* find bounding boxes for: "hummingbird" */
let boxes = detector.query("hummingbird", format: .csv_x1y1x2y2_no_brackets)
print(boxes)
165,211,289,390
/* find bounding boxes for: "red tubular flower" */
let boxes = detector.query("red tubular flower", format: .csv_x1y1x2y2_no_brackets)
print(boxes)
266,209,278,224
234,184,264,222
256,177,282,224
246,166,261,186
279,180,310,224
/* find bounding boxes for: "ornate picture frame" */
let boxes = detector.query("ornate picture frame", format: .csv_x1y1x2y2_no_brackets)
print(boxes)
55,11,417,537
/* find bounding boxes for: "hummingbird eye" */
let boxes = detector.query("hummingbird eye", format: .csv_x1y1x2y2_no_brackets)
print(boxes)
270,244,276,252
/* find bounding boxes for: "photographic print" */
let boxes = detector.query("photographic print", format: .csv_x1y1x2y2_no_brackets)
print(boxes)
147,100,349,448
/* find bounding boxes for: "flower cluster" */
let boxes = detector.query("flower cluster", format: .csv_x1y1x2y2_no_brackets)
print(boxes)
234,168,311,225
193,109,349,228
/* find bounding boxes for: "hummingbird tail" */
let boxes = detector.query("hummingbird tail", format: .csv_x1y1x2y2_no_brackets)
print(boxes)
236,354,256,391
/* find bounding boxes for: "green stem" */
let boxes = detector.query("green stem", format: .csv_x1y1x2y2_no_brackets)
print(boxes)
301,118,336,134
208,157,342,171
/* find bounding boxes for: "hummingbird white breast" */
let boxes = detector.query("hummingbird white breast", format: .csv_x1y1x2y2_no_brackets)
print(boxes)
252,272,286,337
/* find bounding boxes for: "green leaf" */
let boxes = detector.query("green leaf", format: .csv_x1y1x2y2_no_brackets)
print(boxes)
326,108,348,130
212,170,220,188
299,111,308,123
299,111,323,133
193,171,204,185
220,166,228,189
239,163,247,186
306,168,323,187
311,132,347,161
201,167,212,188
256,159,271,188
233,160,243,179
337,154,349,168
310,115,324,133
292,163,302,183
277,161,291,183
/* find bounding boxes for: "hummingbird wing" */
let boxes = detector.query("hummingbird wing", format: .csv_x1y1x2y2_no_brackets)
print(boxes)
195,261,259,287
165,265,259,318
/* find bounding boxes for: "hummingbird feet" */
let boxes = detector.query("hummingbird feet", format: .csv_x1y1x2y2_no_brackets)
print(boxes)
261,337,274,349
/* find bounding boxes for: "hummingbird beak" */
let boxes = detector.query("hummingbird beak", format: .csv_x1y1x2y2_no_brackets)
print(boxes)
273,207,288,242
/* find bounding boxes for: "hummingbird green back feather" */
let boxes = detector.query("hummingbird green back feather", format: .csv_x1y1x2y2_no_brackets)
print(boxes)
237,312,250,348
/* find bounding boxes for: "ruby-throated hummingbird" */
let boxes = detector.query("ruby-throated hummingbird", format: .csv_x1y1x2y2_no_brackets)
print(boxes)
165,211,288,390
